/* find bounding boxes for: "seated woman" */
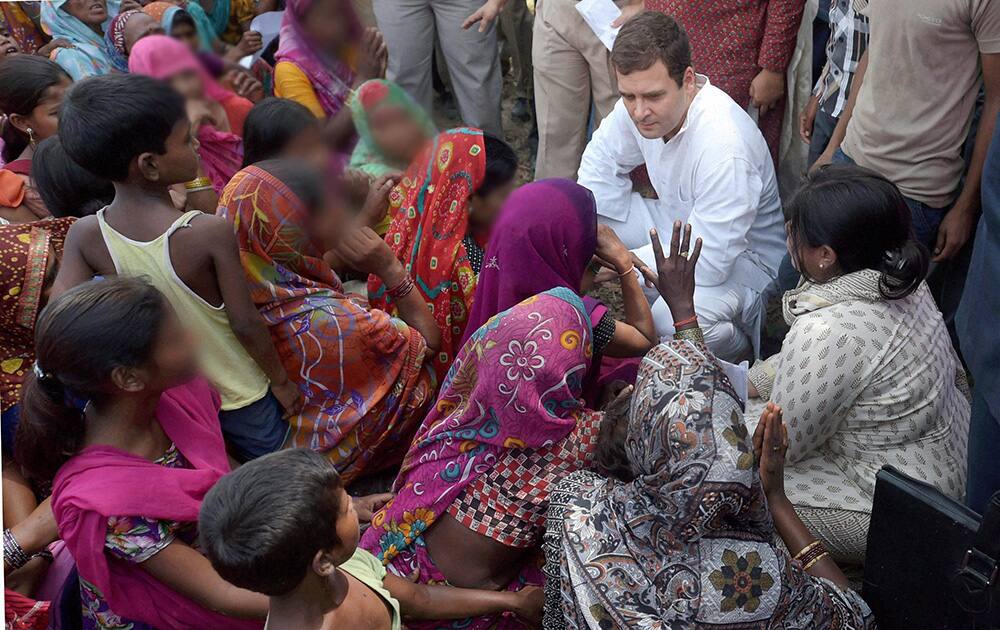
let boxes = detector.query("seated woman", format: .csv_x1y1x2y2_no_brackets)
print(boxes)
360,283,604,629
464,179,658,395
368,129,518,382
129,34,250,193
31,136,115,219
348,79,437,179
220,159,440,484
15,278,272,629
544,242,874,627
241,97,328,169
2,219,77,609
142,1,259,64
748,165,971,564
0,55,72,218
39,0,118,79
273,0,386,160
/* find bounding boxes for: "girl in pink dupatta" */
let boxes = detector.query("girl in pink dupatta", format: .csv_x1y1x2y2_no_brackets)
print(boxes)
16,278,267,629
129,34,248,193
359,286,604,630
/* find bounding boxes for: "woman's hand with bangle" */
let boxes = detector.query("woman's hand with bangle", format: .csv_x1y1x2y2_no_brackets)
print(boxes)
594,225,634,276
640,221,701,323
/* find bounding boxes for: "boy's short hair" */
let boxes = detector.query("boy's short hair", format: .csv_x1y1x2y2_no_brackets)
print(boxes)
198,448,346,596
611,11,691,86
59,74,187,182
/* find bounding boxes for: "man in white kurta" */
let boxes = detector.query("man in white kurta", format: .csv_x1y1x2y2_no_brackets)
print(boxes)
577,14,786,362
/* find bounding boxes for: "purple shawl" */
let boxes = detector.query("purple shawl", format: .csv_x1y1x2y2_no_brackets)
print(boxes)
463,179,598,344
275,0,361,117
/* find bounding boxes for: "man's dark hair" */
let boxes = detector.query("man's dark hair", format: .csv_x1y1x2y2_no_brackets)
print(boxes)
611,11,691,86
198,449,346,596
59,74,187,182
477,133,518,197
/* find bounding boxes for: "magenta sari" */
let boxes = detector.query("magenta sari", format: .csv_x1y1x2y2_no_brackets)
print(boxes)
360,287,596,629
51,378,260,630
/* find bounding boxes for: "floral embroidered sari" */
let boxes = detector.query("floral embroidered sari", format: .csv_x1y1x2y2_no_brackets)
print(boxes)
360,286,597,629
220,165,434,483
368,129,485,384
542,341,875,629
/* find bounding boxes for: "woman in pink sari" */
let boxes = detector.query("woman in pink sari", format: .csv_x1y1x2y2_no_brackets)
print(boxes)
360,286,606,629
128,34,249,193
15,278,268,629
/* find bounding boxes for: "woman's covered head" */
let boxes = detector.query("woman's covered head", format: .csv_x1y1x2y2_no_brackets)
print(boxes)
166,9,200,52
786,164,928,299
253,159,345,248
352,79,435,168
32,136,115,218
122,11,164,54
128,34,207,100
16,278,199,482
242,98,327,169
0,55,72,162
469,133,518,229
60,0,109,28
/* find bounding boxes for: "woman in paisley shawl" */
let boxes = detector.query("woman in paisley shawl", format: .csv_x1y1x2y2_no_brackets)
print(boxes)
367,129,518,384
220,159,439,484
542,224,874,629
359,285,606,630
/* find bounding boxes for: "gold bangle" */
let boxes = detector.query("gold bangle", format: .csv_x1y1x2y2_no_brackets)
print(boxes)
185,185,214,194
802,551,830,571
793,540,823,562
184,177,213,190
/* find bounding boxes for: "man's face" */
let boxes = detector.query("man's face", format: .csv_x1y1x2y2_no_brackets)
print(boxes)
616,60,694,140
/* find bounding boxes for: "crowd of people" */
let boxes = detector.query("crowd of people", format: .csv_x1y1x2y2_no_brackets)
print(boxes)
1,0,997,627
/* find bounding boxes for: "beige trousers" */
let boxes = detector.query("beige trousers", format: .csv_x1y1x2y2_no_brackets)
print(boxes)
532,0,618,180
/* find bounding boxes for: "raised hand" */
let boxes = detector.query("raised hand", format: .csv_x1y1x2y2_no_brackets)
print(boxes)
356,27,388,82
594,225,633,274
639,221,702,322
360,175,399,227
332,225,400,280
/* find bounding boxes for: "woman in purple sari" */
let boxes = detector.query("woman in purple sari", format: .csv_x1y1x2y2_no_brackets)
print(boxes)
464,178,657,400
360,286,602,629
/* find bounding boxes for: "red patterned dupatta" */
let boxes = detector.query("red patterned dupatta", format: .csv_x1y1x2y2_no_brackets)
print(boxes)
0,218,75,413
368,128,485,384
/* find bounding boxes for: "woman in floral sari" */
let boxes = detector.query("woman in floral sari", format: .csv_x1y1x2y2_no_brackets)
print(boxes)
220,161,436,484
360,286,603,629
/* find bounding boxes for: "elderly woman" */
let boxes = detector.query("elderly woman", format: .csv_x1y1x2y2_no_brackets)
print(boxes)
748,165,971,564
543,224,874,628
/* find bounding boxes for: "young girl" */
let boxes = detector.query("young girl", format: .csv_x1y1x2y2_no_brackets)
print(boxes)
367,129,518,383
348,79,436,178
16,278,270,629
273,0,387,157
129,34,250,193
0,55,72,219
241,98,328,169
40,0,119,79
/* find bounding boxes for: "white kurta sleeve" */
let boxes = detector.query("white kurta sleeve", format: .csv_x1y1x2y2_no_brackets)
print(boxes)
767,316,866,465
685,156,765,287
577,100,645,223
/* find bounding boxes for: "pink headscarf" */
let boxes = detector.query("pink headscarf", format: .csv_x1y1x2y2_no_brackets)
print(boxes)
128,35,244,192
51,378,261,629
275,0,361,117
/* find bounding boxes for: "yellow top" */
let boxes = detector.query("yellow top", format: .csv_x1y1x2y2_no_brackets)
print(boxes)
96,209,270,410
274,61,327,119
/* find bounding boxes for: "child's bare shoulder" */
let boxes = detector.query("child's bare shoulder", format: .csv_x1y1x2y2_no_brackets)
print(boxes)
174,212,237,249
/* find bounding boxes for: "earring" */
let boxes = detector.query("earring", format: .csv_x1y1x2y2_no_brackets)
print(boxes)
819,263,825,269
26,127,36,147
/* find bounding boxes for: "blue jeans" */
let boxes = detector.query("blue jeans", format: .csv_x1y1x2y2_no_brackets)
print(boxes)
966,389,1000,515
832,148,946,250
219,391,289,461
807,108,839,168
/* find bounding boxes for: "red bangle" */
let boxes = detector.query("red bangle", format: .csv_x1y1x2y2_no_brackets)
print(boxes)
387,274,415,300
673,314,698,329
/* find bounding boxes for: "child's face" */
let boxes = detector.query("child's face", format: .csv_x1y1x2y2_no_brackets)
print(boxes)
171,22,201,54
0,34,19,58
12,78,72,146
369,107,429,166
149,118,201,185
331,486,360,564
468,180,516,231
169,69,205,101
